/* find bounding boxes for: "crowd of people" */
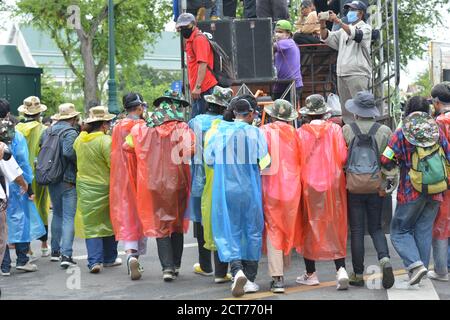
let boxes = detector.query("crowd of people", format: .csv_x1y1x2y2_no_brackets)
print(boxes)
0,0,448,300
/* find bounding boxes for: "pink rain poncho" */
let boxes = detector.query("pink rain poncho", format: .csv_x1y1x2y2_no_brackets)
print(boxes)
128,121,194,238
110,118,145,241
297,120,348,260
260,121,303,255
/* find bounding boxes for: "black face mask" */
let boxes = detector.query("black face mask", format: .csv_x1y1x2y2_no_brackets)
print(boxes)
181,27,194,39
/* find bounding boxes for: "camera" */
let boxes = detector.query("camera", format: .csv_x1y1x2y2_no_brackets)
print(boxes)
318,11,331,21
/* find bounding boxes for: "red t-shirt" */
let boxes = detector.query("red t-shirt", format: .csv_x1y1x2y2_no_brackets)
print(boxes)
185,28,218,93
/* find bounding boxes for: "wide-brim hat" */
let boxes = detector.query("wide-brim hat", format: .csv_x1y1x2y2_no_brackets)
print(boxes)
345,91,380,118
51,103,81,121
85,106,116,124
402,111,440,148
17,96,47,115
204,86,234,108
300,94,331,115
265,99,298,121
153,90,190,108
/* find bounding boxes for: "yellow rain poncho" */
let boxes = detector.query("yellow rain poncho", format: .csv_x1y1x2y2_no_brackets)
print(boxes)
16,121,50,225
73,131,114,239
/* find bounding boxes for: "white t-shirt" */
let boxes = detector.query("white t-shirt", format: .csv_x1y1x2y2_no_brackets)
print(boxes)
0,156,23,200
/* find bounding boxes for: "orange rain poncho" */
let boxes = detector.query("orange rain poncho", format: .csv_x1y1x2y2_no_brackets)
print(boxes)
128,121,194,238
110,118,145,241
260,121,303,255
297,120,348,261
434,113,450,240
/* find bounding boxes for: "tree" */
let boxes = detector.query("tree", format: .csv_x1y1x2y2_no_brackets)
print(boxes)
13,0,172,112
412,69,433,97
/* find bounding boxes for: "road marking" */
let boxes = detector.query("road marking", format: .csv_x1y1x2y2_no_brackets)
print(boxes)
223,269,410,300
387,274,440,300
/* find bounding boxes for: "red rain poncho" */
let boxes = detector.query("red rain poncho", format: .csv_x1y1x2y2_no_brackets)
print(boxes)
260,121,303,255
129,121,194,238
297,120,348,260
110,118,145,241
434,113,450,239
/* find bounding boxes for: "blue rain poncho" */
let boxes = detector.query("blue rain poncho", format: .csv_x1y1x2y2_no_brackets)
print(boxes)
7,131,45,243
187,114,223,223
204,120,271,262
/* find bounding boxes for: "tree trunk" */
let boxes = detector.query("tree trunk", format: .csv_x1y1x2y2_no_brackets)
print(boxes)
78,34,99,113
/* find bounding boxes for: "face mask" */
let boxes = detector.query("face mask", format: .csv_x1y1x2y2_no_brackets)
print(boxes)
347,11,359,24
181,27,193,39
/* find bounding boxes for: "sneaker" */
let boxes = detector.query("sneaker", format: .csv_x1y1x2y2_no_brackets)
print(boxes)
427,270,449,282
60,255,77,269
336,267,349,290
174,267,180,277
127,256,143,280
193,262,213,276
244,280,260,294
296,272,320,286
270,276,285,293
231,270,247,297
27,253,38,263
163,270,176,282
16,262,38,272
41,248,50,258
50,251,61,262
349,272,364,287
1,271,11,276
380,258,395,289
89,263,103,274
104,258,122,268
408,265,428,286
215,273,232,284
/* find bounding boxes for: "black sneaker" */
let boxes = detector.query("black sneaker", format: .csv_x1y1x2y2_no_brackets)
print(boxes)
270,276,285,293
50,251,61,262
60,255,77,269
381,260,395,289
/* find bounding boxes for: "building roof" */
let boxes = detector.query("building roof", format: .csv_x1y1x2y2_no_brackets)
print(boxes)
0,44,25,66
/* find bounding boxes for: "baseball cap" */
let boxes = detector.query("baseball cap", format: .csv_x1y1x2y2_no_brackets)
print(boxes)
175,13,196,28
275,20,293,33
344,0,367,11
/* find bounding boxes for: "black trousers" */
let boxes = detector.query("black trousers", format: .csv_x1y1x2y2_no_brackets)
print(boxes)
194,222,229,277
304,258,346,274
293,33,321,45
223,0,256,18
230,259,258,282
38,225,48,242
156,233,184,272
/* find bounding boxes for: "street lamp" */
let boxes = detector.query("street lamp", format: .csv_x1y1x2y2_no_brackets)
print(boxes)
108,0,119,114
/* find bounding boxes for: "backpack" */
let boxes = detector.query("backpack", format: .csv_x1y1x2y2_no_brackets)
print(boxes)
196,32,235,87
345,122,382,194
35,127,74,185
409,143,448,194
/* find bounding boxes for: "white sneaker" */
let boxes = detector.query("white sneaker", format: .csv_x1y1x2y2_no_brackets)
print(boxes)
104,258,122,267
231,270,247,297
427,270,449,282
41,248,50,258
16,262,38,272
409,265,428,286
127,257,143,281
1,271,11,276
336,267,349,290
27,253,38,263
296,272,320,286
244,281,260,294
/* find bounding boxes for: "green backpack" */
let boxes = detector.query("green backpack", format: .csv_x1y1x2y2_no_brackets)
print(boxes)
409,143,449,194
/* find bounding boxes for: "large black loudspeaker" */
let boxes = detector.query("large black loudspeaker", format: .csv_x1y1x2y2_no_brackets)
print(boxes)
197,18,274,83
234,18,274,81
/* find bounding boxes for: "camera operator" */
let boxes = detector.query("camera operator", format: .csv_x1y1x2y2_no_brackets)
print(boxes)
319,0,372,124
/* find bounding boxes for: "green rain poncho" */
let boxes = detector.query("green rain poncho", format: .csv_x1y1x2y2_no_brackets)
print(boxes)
16,121,50,225
73,131,114,239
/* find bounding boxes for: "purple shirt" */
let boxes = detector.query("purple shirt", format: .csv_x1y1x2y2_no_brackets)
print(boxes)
274,38,303,93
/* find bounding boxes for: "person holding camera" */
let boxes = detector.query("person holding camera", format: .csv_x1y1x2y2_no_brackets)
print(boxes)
319,0,372,124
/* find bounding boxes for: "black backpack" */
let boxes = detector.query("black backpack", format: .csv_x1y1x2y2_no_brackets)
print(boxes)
35,127,74,185
196,32,236,87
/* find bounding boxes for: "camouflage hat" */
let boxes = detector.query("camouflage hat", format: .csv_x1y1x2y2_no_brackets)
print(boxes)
300,94,331,115
0,116,15,145
146,101,185,128
265,99,298,122
153,90,190,108
204,86,234,108
402,111,440,148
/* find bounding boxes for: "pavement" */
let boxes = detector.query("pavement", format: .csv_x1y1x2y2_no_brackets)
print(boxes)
0,221,449,300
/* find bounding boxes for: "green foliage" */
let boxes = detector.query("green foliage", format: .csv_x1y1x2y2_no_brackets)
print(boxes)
40,75,66,116
413,69,433,97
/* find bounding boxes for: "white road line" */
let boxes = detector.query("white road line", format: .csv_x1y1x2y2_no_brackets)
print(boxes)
387,274,440,300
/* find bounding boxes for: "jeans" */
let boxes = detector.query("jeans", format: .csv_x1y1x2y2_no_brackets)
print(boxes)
156,233,184,272
194,222,228,277
256,0,289,21
49,182,77,257
85,235,118,269
1,243,30,271
191,88,214,119
348,193,390,275
432,238,450,275
230,260,258,282
304,258,346,274
390,195,440,271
